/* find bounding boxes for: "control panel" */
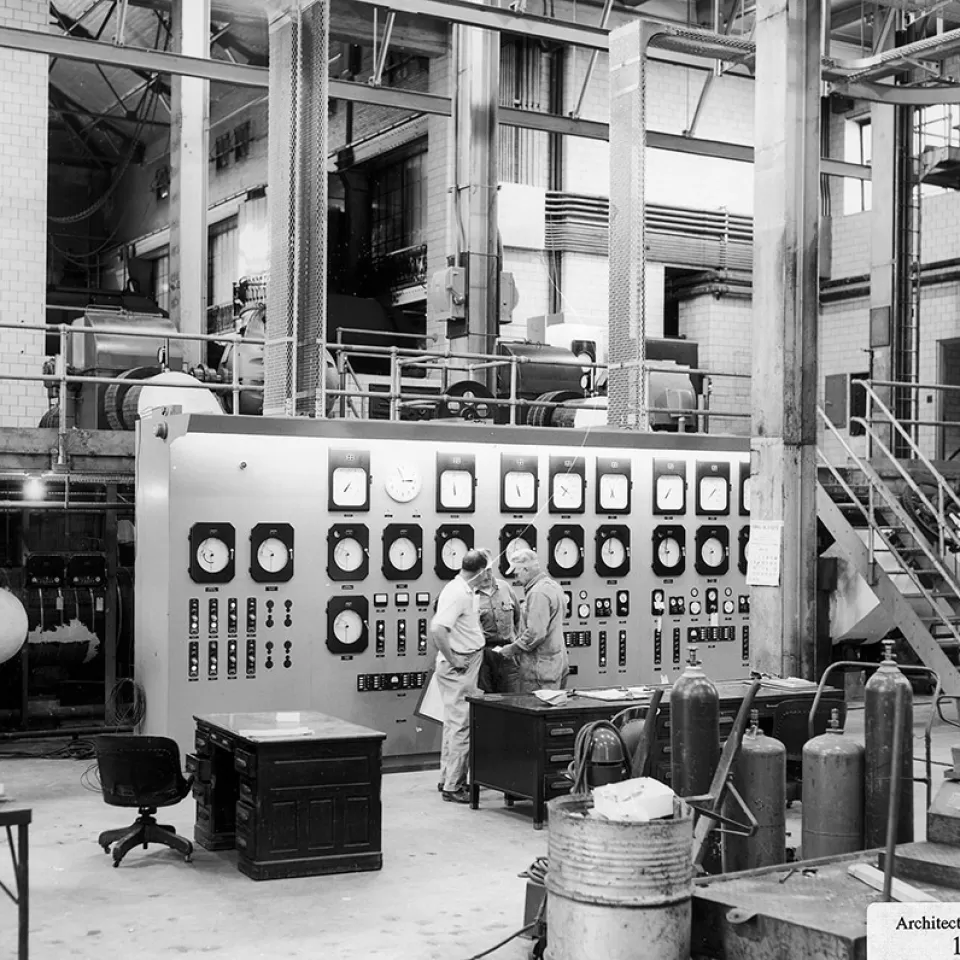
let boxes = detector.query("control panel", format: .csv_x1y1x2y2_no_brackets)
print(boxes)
135,416,751,758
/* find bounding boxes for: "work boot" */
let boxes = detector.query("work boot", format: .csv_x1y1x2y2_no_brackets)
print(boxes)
442,787,471,804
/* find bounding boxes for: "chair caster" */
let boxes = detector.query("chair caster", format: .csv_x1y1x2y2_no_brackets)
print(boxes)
184,854,192,863
112,860,120,868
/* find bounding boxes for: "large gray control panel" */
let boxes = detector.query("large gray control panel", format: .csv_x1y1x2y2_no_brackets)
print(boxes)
135,414,751,758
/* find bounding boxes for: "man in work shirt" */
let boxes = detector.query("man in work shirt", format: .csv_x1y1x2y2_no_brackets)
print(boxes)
474,549,522,694
430,549,488,803
497,548,569,693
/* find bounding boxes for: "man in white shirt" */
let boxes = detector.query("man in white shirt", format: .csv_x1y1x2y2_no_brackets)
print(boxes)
430,549,488,803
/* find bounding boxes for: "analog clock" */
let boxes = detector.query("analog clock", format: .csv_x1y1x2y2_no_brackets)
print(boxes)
499,524,537,577
738,525,750,575
547,525,584,578
250,523,295,584
189,523,235,584
435,524,475,580
696,461,731,516
652,525,685,578
500,454,538,513
739,461,751,516
382,524,423,581
596,457,631,514
384,462,423,503
437,453,476,513
696,526,730,576
326,596,369,654
327,524,369,582
328,450,370,511
549,456,586,514
595,524,631,578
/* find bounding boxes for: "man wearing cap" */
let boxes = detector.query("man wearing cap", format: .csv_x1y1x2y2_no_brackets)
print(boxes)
473,549,522,694
499,548,569,693
430,549,488,803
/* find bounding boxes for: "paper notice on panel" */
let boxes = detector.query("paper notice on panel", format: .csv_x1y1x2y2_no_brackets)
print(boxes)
745,521,783,587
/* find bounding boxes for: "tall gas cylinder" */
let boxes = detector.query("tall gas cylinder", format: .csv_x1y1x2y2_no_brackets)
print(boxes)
801,708,864,859
722,710,786,872
864,641,914,847
670,651,720,797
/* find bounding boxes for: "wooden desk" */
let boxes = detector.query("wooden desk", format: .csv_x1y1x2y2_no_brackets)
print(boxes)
468,681,843,830
0,805,30,960
190,711,386,881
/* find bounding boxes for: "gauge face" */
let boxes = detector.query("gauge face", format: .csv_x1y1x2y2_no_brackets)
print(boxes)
553,536,581,570
657,537,682,569
599,474,629,512
690,601,702,615
388,536,418,572
503,470,536,511
441,537,468,570
656,475,685,513
331,466,368,508
577,603,590,619
723,600,735,615
742,477,752,514
700,536,725,568
256,537,290,574
552,473,584,511
333,537,364,573
699,476,729,514
600,536,627,569
507,536,532,558
384,463,422,503
197,538,230,574
439,469,473,510
333,609,365,646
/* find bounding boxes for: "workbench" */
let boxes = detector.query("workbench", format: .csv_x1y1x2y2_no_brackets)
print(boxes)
468,680,843,829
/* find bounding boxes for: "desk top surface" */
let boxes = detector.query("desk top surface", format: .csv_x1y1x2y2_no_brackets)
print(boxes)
195,711,386,743
468,678,840,716
0,804,32,826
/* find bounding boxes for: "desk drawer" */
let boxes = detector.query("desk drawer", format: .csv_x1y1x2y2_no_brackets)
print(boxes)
545,749,575,770
195,732,211,758
238,778,256,808
235,801,256,856
234,746,257,777
544,774,573,801
545,720,579,740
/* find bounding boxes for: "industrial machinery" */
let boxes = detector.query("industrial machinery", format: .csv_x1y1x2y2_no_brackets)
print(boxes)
135,413,752,757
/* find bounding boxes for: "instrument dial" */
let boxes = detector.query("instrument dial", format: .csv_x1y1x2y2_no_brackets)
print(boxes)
598,473,629,512
657,537,682,569
331,466,368,508
553,536,581,570
384,464,422,503
441,537,468,571
600,536,626,569
256,537,290,574
699,476,729,513
656,475,685,513
388,536,418,572
197,538,230,574
507,536,532,559
742,477,752,514
333,609,364,646
552,473,584,511
503,470,536,511
700,535,725,568
333,537,364,573
439,469,473,510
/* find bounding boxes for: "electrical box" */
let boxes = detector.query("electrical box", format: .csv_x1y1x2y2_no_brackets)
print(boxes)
427,267,466,322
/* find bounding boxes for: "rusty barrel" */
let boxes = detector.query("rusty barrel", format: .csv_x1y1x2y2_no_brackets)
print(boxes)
545,795,693,960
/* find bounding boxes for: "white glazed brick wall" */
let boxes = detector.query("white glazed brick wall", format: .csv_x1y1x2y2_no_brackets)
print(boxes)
501,249,550,341
0,0,48,427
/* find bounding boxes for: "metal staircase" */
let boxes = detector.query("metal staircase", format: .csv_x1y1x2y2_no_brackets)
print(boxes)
817,381,960,696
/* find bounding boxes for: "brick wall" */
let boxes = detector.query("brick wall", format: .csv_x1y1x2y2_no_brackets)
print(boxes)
0,0,48,427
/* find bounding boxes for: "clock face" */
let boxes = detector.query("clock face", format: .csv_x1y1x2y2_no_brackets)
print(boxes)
657,537,682,569
600,536,626,568
503,470,536,511
439,469,473,510
441,537,468,570
388,536,418,572
333,609,365,646
385,464,422,503
700,535,725,568
553,536,581,570
552,473,583,511
333,537,364,573
331,466,367,508
599,474,629,511
256,537,290,574
699,475,729,513
196,538,230,574
656,475,685,513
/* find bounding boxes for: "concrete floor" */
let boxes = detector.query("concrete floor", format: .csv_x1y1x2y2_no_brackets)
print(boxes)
2,699,958,960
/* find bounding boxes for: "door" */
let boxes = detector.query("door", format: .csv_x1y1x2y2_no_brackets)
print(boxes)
938,338,960,460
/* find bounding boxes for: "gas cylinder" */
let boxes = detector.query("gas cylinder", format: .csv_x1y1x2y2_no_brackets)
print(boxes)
670,651,720,797
801,708,864,859
722,710,786,872
864,641,914,848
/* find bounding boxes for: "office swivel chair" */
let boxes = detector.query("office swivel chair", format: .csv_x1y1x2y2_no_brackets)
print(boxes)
94,735,195,867
771,697,848,802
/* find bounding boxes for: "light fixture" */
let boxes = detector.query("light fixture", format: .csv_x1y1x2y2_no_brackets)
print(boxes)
23,476,45,501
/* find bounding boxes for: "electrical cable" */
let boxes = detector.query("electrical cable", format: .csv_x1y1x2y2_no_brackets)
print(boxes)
462,919,541,960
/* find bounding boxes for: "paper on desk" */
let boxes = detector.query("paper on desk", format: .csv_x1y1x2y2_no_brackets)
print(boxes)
238,726,313,739
577,687,651,702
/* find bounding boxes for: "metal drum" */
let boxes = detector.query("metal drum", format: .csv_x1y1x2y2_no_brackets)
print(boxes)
864,641,913,847
722,714,786,872
545,795,693,960
670,651,720,797
801,709,864,859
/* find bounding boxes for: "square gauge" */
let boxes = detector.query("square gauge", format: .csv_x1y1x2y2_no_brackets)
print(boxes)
739,460,751,516
695,461,731,516
500,453,538,513
596,457,631,514
653,459,686,516
328,449,370,512
549,456,586,514
437,453,476,513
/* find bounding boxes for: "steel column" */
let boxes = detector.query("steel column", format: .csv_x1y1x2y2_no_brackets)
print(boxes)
168,0,210,370
750,0,821,679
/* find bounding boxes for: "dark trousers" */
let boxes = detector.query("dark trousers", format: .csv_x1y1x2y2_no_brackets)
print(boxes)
478,646,520,693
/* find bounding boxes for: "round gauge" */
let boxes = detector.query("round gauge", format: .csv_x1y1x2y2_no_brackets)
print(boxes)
333,537,364,573
332,609,364,646
579,590,589,600
441,537,468,571
388,536,418,571
600,536,627,569
744,541,750,562
725,587,733,596
690,588,700,598
723,600,735,615
256,537,290,574
690,601,702,615
742,476,752,513
577,602,590,619
506,536,532,560
553,536,581,570
657,537,682,569
599,474,629,511
196,537,230,574
384,464,422,503
656,474,685,512
699,476,729,513
700,536,726,568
